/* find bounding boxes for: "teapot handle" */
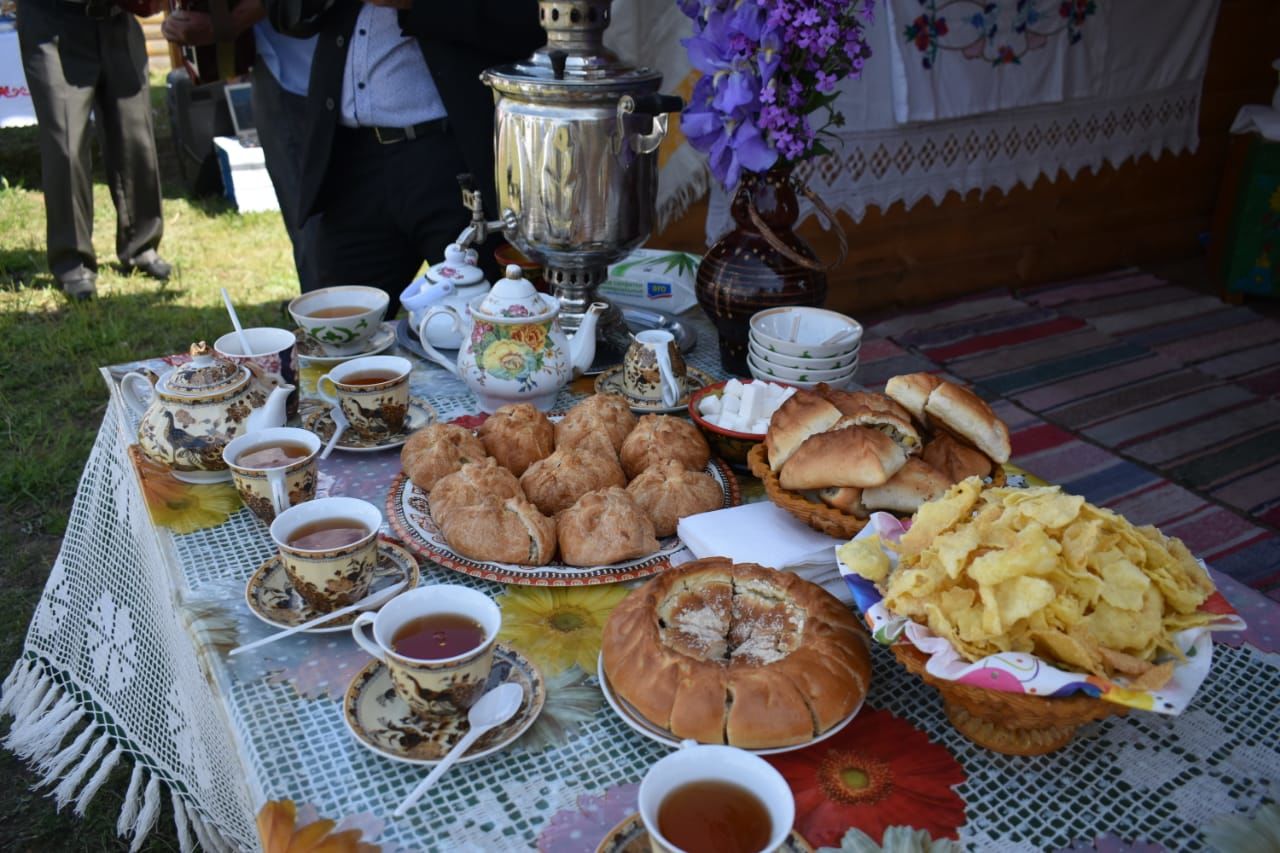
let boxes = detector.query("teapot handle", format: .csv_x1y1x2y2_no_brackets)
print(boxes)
417,307,463,378
120,370,158,422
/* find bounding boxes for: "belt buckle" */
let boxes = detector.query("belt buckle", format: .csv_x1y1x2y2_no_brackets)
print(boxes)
373,127,402,145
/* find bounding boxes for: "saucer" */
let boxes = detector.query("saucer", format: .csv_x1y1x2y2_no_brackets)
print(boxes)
295,322,397,366
301,396,437,452
245,539,421,634
594,365,716,414
596,814,813,853
342,644,545,765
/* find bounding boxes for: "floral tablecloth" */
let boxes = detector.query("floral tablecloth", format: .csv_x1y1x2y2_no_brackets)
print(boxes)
3,312,1278,852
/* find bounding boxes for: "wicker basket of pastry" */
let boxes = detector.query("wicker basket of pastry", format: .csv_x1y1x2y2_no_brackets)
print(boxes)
601,557,871,749
748,374,1009,537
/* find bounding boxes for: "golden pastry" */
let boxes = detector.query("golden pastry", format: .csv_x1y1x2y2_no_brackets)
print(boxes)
557,486,659,566
400,423,487,492
430,457,523,530
619,414,710,479
554,393,637,453
478,403,554,476
438,493,557,565
626,458,723,537
520,445,626,516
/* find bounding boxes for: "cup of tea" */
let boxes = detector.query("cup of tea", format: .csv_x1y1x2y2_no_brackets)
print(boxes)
316,355,412,439
269,496,382,610
623,329,687,407
638,742,795,853
213,327,300,417
350,585,501,719
223,427,321,523
287,285,390,356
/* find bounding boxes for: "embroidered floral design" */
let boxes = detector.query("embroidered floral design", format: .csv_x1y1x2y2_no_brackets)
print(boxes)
496,585,630,676
766,707,966,848
904,0,1096,69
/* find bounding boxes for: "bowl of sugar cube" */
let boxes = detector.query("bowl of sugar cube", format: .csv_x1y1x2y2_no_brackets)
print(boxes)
688,378,797,470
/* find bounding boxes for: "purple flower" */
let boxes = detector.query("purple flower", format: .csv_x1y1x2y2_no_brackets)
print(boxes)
815,71,837,92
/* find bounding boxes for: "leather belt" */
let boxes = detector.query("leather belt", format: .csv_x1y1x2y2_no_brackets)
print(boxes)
348,118,449,145
58,0,120,18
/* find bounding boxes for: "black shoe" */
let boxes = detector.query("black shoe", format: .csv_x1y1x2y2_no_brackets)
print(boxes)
122,252,173,282
57,269,97,300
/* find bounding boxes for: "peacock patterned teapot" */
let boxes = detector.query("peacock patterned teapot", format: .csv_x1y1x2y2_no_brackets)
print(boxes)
121,342,294,483
417,265,604,412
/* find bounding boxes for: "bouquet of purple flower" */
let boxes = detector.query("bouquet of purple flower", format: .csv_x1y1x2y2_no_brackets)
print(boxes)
679,0,876,191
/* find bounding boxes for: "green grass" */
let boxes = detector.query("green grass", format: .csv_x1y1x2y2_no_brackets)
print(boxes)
0,77,298,851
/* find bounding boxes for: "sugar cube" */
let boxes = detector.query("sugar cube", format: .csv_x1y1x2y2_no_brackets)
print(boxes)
699,394,722,416
751,419,770,434
739,382,761,423
724,378,744,397
721,394,740,415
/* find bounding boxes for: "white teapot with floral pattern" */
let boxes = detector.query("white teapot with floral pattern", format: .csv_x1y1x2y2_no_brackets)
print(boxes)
417,265,604,412
121,342,294,483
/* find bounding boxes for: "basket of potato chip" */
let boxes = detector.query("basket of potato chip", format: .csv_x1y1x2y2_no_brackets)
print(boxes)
837,478,1244,755
748,374,1010,538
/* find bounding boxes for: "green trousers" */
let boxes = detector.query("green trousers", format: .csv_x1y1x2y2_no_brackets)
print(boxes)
17,0,164,278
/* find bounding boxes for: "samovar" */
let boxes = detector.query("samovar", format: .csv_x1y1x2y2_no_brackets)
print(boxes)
457,0,683,363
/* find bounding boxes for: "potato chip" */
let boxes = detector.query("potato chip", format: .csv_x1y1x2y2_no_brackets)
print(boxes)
852,480,1218,689
836,535,891,584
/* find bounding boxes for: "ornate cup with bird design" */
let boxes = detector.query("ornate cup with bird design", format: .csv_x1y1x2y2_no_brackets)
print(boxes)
317,355,412,440
121,343,294,483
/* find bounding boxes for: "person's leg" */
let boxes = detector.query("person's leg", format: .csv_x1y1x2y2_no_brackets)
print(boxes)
16,2,99,287
314,128,422,305
395,130,470,281
95,10,165,275
252,61,319,290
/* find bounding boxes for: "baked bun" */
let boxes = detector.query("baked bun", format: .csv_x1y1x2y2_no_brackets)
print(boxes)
821,388,913,424
924,383,1011,463
477,403,554,476
430,457,523,530
602,558,871,748
884,372,943,423
554,394,637,453
765,391,842,471
438,493,557,565
401,424,488,492
557,487,659,566
619,415,710,479
862,458,951,513
818,486,866,517
779,426,907,490
520,445,626,516
922,431,993,483
626,459,723,537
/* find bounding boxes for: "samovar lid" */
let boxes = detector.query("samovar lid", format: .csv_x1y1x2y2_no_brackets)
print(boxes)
483,0,662,96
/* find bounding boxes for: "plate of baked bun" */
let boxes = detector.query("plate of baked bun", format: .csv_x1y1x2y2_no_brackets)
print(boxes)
388,394,741,586
600,557,872,752
747,373,1011,538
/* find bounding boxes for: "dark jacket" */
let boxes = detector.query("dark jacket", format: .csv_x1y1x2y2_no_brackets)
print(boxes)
266,0,544,220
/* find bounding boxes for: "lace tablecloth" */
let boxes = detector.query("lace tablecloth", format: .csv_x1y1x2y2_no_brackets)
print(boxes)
3,312,1278,852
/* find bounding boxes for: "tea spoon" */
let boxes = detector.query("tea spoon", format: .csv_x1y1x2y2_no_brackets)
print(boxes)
229,579,407,656
393,682,524,817
220,287,254,357
319,406,349,459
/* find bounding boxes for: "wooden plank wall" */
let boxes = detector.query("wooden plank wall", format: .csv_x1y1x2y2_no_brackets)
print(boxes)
141,13,169,65
653,0,1280,315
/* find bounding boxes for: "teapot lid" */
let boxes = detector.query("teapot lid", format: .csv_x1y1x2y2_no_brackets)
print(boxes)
164,342,244,395
476,265,549,318
426,244,486,287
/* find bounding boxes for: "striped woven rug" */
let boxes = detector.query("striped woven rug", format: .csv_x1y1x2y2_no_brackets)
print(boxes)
854,270,1280,602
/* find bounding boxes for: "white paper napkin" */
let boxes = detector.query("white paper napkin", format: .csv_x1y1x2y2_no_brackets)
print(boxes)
676,502,852,603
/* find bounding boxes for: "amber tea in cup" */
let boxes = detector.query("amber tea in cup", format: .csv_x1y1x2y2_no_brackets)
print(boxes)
235,440,312,469
341,370,400,386
306,305,366,318
657,780,771,853
286,518,369,550
391,613,485,660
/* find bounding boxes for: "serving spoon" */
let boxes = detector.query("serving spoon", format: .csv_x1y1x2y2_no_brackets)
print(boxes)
220,287,254,357
393,682,524,817
320,406,349,459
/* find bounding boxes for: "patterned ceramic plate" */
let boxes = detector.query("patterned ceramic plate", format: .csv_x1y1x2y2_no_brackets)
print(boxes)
244,539,421,634
295,322,397,366
593,366,717,414
387,458,741,587
342,644,545,765
597,654,864,756
302,397,437,453
596,813,814,853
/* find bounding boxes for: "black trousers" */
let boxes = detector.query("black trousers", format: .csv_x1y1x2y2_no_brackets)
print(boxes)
251,60,319,291
17,0,164,277
311,125,471,306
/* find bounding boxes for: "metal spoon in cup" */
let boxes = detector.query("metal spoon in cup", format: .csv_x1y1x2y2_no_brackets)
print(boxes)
393,682,524,817
320,406,350,460
220,287,254,357
229,579,407,656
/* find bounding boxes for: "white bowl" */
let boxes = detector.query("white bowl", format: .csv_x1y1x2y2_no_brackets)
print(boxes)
749,307,863,358
288,286,390,357
748,338,858,371
747,351,858,387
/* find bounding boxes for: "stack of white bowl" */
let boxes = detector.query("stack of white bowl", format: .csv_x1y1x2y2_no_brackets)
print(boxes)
746,307,863,390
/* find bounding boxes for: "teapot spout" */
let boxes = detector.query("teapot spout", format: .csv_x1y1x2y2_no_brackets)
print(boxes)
568,302,608,376
246,385,295,431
